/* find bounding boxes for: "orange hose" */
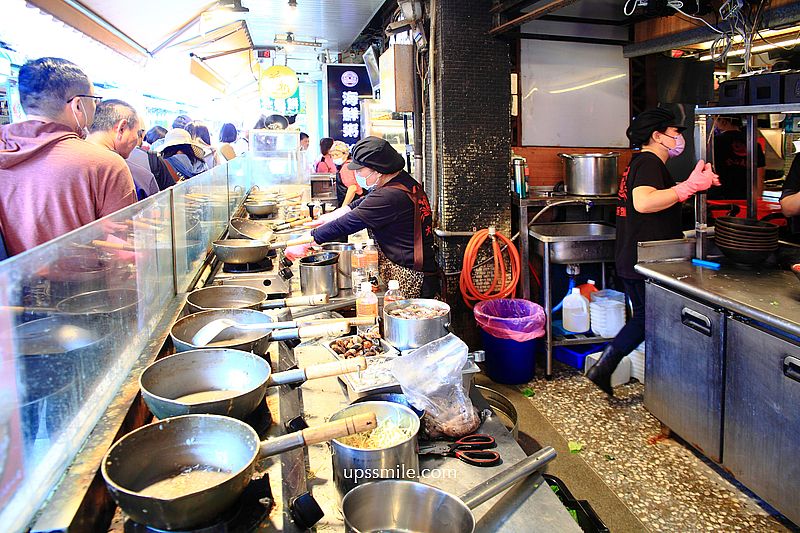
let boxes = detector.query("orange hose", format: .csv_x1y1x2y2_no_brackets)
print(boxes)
460,228,521,309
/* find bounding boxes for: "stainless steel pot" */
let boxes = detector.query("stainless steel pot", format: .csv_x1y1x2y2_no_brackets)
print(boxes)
299,252,339,298
383,299,451,351
322,242,356,290
558,152,620,196
101,412,376,530
342,446,557,533
330,401,420,503
228,218,274,241
244,201,278,216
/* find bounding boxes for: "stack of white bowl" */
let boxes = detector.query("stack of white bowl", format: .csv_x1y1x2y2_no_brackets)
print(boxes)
589,299,626,338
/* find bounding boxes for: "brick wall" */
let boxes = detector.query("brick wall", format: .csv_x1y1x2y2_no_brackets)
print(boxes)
425,0,512,346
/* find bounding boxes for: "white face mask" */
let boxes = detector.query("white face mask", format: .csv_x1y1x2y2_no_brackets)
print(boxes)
356,170,378,190
333,157,346,166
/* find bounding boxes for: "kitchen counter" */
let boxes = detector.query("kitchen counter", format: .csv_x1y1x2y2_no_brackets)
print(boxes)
297,343,582,533
635,260,800,337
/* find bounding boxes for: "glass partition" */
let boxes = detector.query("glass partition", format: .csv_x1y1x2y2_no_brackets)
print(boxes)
171,166,230,292
0,191,175,531
227,156,251,214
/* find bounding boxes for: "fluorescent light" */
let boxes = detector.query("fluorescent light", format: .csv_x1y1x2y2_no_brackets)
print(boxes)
699,37,800,61
548,73,627,94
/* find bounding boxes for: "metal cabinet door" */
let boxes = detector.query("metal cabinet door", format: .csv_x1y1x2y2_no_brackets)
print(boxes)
723,318,800,526
644,283,725,461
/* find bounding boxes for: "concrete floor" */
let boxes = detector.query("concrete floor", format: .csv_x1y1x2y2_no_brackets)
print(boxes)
477,364,799,533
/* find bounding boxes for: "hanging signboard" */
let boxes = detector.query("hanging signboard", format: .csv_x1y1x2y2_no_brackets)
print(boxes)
324,64,372,148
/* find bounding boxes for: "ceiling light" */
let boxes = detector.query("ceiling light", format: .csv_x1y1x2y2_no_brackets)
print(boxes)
699,36,800,61
274,33,323,47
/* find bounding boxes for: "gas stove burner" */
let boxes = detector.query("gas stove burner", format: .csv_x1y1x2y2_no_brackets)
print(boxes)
223,257,274,274
243,399,273,439
247,212,278,221
123,475,273,532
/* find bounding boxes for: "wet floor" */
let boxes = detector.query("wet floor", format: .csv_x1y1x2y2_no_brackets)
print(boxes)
500,363,798,532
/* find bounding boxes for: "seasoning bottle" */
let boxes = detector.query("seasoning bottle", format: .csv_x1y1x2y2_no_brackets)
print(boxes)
351,243,367,291
363,239,380,290
356,281,379,335
383,279,405,306
577,279,598,300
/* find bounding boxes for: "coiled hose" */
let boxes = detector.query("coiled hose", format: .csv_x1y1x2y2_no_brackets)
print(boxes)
460,227,520,309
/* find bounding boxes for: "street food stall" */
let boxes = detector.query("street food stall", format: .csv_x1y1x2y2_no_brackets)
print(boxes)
0,156,580,532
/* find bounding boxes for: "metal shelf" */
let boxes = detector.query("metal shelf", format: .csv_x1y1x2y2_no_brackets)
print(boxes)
553,335,614,347
696,103,800,116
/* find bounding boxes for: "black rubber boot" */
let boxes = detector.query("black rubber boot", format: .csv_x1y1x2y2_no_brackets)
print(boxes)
586,344,626,396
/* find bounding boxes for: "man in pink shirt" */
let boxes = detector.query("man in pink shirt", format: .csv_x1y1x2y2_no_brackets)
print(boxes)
0,57,136,256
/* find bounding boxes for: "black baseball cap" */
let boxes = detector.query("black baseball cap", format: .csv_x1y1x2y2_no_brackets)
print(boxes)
626,108,686,147
347,136,406,173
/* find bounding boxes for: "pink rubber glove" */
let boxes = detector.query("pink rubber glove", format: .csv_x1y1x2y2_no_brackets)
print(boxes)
672,160,721,202
306,206,351,228
284,242,314,261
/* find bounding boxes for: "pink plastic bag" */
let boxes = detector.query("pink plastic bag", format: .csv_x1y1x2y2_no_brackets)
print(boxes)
473,299,545,342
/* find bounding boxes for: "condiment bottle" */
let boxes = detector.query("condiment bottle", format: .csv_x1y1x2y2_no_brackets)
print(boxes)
577,279,598,301
383,279,405,306
363,239,380,290
356,281,379,335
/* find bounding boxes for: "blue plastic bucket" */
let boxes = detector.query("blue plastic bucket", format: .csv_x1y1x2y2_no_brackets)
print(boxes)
481,329,536,384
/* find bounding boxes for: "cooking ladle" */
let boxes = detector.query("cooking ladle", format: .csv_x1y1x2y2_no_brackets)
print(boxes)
191,315,374,347
102,412,377,530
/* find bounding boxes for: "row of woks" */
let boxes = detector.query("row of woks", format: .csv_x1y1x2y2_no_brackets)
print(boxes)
103,282,381,529
714,216,780,266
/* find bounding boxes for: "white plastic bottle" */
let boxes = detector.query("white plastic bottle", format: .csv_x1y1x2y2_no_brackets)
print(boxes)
351,243,367,292
363,239,380,289
356,281,379,335
383,279,405,306
562,287,590,333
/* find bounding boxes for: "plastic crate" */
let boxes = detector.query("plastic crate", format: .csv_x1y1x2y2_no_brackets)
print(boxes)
585,351,631,387
554,343,607,371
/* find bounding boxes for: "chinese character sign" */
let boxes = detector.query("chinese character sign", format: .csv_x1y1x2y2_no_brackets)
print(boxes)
325,64,372,146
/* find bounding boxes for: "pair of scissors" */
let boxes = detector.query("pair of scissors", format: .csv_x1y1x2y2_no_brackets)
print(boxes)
418,434,501,467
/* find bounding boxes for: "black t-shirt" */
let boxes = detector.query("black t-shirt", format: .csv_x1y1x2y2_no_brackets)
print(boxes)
615,152,683,279
312,171,435,272
781,154,800,240
708,130,765,200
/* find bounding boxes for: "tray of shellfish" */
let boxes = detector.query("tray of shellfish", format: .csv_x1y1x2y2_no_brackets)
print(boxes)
322,329,402,399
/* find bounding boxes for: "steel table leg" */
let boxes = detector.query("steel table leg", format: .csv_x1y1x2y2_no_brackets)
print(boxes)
544,242,552,379
519,203,530,300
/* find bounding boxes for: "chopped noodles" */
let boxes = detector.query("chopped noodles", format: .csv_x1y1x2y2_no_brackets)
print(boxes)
338,418,413,449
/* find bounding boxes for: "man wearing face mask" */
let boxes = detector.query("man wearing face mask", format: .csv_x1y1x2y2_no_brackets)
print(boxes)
0,57,136,256
287,136,437,298
586,107,720,396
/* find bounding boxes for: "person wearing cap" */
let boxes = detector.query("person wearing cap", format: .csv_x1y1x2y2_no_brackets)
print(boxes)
586,107,719,396
155,128,209,180
286,136,437,298
327,140,363,207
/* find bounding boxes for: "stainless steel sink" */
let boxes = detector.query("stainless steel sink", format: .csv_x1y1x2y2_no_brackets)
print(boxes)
529,223,616,264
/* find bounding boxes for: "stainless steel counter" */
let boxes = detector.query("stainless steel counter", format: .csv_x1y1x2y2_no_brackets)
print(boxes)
297,343,582,533
635,260,800,337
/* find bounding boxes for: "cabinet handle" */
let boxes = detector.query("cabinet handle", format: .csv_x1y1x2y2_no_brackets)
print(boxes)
680,307,712,337
783,356,800,383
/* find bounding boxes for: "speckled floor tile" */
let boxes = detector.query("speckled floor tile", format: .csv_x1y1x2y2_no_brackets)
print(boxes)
521,364,798,533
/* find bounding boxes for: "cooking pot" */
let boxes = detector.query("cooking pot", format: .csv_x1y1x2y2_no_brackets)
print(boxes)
329,401,420,503
342,446,557,533
558,152,619,196
322,242,356,290
383,299,451,351
300,252,339,298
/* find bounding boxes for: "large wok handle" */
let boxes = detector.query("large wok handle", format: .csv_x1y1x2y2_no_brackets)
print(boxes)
260,294,329,309
460,446,557,510
290,297,358,319
273,218,313,232
557,153,573,160
258,413,378,458
270,322,350,341
92,239,135,252
269,356,367,386
269,235,315,250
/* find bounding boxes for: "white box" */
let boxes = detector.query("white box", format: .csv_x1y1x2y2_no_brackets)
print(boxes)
584,351,631,387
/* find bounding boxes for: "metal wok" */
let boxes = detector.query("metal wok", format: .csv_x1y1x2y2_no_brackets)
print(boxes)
212,239,270,264
186,285,327,313
102,412,376,530
244,201,278,217
170,308,349,353
342,446,557,533
229,217,274,241
140,349,366,420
